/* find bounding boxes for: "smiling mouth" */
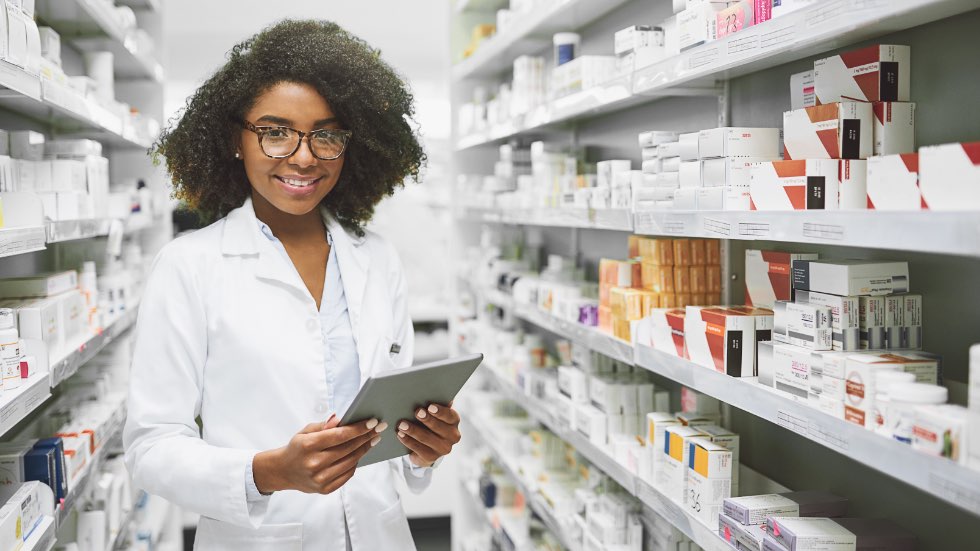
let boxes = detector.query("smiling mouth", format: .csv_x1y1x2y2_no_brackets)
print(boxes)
276,176,322,188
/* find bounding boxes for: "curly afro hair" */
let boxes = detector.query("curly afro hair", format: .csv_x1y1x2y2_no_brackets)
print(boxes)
153,19,426,234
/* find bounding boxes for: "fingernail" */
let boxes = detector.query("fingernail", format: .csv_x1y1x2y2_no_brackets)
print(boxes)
371,436,381,447
375,422,388,433
366,419,379,430
416,409,427,419
398,422,409,431
428,404,438,414
398,431,406,438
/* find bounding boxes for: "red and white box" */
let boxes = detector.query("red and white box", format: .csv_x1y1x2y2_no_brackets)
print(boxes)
867,153,922,210
790,70,816,110
814,44,911,104
716,1,755,39
745,249,818,309
754,0,773,25
838,159,867,210
638,308,688,358
685,306,758,377
750,159,840,210
873,102,915,156
783,103,873,160
919,142,980,210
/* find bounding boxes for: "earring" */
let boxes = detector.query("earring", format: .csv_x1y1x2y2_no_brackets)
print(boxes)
235,152,241,159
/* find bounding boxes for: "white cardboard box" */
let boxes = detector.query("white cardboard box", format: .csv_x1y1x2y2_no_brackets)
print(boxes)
783,102,873,160
685,306,757,377
792,259,909,297
685,438,732,527
919,142,980,210
662,425,706,504
745,250,819,309
697,186,724,210
773,301,833,351
679,132,700,161
679,160,701,188
873,102,915,156
790,70,816,111
795,290,860,351
699,127,780,159
859,296,886,349
750,159,840,210
814,44,911,104
867,153,921,210
838,159,867,210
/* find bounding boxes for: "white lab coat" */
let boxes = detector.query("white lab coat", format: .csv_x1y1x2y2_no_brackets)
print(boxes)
123,198,429,550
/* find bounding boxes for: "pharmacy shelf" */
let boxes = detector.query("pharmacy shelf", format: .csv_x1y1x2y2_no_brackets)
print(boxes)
453,0,979,150
479,363,734,551
0,373,52,439
632,0,978,97
634,210,980,258
108,492,144,551
512,302,634,364
458,206,635,231
116,0,159,10
0,226,47,259
464,415,577,551
23,516,57,551
455,0,507,14
46,218,114,243
58,402,127,527
50,306,139,389
452,0,633,81
634,343,980,518
37,0,164,82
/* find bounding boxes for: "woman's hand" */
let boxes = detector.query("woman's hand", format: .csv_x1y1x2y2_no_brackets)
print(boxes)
253,414,388,495
397,402,461,468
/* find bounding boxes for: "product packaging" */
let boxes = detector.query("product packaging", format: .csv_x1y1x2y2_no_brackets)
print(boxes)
769,517,916,550
639,131,681,148
662,425,706,503
698,424,740,494
677,1,729,50
866,153,921,210
679,160,701,188
699,127,781,159
783,103,873,160
813,44,911,104
794,290,860,351
685,438,732,526
844,353,941,428
641,308,687,358
646,413,679,485
720,512,767,550
750,159,840,210
0,270,78,298
790,70,815,110
715,0,756,39
745,250,818,309
859,296,885,349
918,142,980,210
912,404,968,464
724,491,849,526
901,294,922,349
873,102,915,156
679,132,700,161
685,306,757,376
791,259,909,297
773,301,833,351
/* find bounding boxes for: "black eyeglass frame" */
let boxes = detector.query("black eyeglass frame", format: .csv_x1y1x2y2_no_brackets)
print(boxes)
241,120,353,161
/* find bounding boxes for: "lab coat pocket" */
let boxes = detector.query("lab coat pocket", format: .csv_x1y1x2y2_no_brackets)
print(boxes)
378,497,416,550
194,517,303,551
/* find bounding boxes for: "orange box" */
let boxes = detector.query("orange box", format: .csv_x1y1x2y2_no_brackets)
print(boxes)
614,318,632,341
676,293,693,308
674,267,692,294
641,291,660,316
599,305,612,332
673,239,693,266
708,293,722,305
642,262,675,294
690,240,707,266
707,265,722,294
638,237,674,266
706,240,721,265
610,287,628,319
661,293,678,308
599,259,641,287
690,266,707,294
691,293,708,306
628,235,641,259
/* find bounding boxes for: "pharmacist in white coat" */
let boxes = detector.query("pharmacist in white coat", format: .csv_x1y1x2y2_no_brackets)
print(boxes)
123,21,460,550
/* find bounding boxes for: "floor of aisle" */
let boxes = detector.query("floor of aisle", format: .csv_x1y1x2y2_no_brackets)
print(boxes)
181,518,451,550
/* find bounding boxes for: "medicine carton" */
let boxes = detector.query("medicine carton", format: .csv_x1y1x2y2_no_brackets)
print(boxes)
725,306,775,359
919,141,980,210
768,517,916,550
662,425,705,504
912,404,968,464
844,356,902,428
685,306,757,377
0,270,78,298
576,403,608,446
814,44,911,104
858,296,885,349
768,342,817,398
783,103,873,160
685,438,732,527
698,425,740,494
678,132,700,161
883,295,904,349
677,1,728,51
639,131,680,148
724,491,849,526
873,102,915,156
791,259,909,297
901,294,922,349
795,290,860,351
644,308,687,358
715,1,756,39
719,513,767,550
790,70,815,110
698,127,781,159
750,159,840,210
837,159,868,210
773,301,833,351
0,502,19,551
646,413,679,486
866,153,921,210
745,250,819,309
679,160,701,188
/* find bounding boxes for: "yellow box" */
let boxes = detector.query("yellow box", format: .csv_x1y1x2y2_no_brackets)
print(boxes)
642,262,675,293
673,239,693,266
674,267,692,294
707,265,722,294
690,239,707,266
690,266,707,294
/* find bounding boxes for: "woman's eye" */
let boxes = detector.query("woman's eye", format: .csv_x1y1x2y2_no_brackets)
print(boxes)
265,128,290,139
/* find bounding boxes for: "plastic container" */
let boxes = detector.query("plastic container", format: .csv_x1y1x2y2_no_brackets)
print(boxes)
0,308,20,391
888,382,948,444
553,32,580,67
873,370,916,435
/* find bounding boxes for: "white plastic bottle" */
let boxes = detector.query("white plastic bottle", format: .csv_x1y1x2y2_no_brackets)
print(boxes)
0,308,21,392
888,382,948,444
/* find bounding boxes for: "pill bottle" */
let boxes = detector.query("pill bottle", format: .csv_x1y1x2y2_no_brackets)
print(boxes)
0,308,21,391
553,32,580,67
888,382,947,444
873,370,916,436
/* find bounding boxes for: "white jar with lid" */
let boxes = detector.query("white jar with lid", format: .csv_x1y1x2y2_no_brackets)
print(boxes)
553,32,580,67
888,382,948,444
0,308,21,392
873,370,916,437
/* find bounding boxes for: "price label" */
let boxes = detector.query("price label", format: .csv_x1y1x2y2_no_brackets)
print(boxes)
739,222,771,238
689,47,721,70
930,472,980,515
803,223,844,241
664,220,686,235
704,218,732,236
776,409,808,437
727,34,759,57
760,23,795,49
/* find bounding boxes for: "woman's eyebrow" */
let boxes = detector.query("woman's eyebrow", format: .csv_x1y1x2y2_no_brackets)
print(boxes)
314,117,339,126
256,115,293,126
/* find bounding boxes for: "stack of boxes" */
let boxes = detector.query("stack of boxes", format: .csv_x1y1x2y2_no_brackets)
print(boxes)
699,127,782,211
614,25,666,76
637,132,682,210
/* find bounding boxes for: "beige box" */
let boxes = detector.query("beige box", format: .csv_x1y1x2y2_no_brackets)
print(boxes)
867,153,921,210
646,412,679,486
919,142,980,210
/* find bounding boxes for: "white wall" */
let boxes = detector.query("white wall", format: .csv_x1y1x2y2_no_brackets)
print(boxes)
161,1,456,520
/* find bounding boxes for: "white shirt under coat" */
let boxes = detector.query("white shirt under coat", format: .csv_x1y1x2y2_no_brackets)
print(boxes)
123,197,430,550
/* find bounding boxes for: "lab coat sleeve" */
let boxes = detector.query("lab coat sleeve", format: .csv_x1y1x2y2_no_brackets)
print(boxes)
383,241,433,494
123,244,270,528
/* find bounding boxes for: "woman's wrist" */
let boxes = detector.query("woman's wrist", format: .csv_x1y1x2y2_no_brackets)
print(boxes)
253,448,284,495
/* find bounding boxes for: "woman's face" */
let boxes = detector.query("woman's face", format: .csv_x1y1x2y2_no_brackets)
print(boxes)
239,81,345,216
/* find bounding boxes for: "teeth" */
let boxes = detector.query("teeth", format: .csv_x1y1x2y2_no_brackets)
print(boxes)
280,177,317,187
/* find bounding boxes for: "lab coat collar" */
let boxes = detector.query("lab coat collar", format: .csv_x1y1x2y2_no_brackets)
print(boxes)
221,197,369,332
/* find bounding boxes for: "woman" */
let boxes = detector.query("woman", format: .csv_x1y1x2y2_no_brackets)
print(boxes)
123,20,460,550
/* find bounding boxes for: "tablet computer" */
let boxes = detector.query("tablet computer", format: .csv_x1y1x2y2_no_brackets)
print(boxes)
340,352,483,466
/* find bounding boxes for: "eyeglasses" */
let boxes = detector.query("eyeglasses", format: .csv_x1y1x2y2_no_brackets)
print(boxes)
242,120,352,160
